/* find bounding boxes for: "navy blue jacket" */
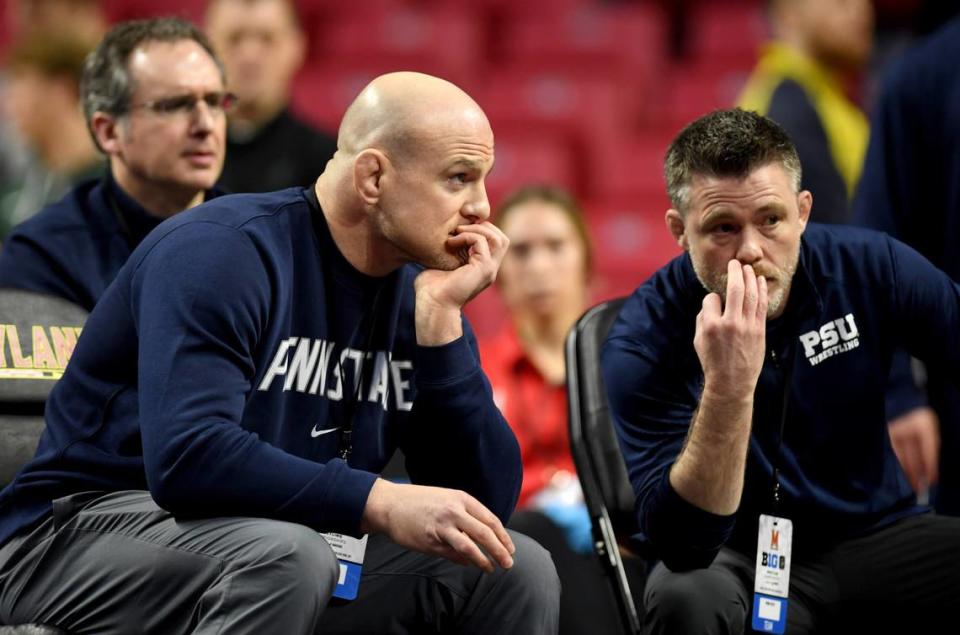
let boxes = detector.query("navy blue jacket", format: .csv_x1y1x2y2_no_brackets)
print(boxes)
0,186,522,546
602,224,960,571
0,176,222,312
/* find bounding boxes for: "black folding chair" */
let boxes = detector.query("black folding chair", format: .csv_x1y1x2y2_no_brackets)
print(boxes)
566,297,644,635
0,289,86,635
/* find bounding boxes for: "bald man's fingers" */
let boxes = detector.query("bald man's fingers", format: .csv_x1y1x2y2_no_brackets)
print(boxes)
455,223,509,259
447,231,491,263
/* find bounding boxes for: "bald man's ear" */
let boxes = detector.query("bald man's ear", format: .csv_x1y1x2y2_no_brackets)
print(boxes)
354,149,387,205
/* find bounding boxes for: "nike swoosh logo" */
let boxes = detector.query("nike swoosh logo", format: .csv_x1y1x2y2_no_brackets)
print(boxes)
311,424,341,438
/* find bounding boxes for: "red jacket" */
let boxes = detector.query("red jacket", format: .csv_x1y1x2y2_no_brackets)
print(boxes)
479,326,576,508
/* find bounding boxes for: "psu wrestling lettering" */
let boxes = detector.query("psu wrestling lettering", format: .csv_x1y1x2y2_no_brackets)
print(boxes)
257,337,414,411
798,313,860,367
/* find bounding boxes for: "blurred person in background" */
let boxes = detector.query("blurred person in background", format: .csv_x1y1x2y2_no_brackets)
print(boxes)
480,185,636,635
854,15,960,516
0,31,103,238
6,0,106,44
0,18,227,310
0,0,107,217
205,0,337,193
738,0,873,224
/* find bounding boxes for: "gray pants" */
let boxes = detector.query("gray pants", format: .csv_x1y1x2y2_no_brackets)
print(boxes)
0,491,560,634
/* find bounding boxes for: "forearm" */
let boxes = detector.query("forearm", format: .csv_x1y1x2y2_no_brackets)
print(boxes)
144,418,378,534
405,336,522,520
669,387,754,515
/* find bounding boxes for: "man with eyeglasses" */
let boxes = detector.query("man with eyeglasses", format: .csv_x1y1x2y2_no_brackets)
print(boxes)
0,17,229,312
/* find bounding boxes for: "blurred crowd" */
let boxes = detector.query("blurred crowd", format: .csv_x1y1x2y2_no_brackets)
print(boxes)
1,1,959,633
1,0,954,332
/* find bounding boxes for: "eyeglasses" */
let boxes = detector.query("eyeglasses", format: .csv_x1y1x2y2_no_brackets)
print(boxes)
128,91,237,117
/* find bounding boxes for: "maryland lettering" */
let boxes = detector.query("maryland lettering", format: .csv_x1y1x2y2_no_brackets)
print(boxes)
257,337,414,411
0,324,83,379
798,313,859,367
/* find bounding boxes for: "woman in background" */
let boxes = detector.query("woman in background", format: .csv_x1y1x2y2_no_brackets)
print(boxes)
480,185,631,635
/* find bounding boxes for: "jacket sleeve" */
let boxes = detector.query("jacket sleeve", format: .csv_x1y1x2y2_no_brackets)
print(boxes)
851,57,916,238
852,59,931,422
132,223,377,535
400,320,522,523
602,302,735,571
885,351,927,421
888,237,960,381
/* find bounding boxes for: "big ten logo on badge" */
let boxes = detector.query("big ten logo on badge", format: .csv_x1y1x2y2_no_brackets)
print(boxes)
0,324,82,380
760,550,787,570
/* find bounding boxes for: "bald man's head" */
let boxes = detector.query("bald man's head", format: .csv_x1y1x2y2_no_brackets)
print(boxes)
317,72,495,275
336,72,491,161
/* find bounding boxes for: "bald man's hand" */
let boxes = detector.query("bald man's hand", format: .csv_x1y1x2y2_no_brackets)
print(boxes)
414,222,509,346
361,479,516,573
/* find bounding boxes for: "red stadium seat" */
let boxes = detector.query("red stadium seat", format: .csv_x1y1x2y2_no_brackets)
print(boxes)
655,63,750,131
290,64,386,133
688,1,766,70
585,195,681,297
102,0,206,24
419,0,588,20
495,4,666,90
0,10,9,61
311,7,484,87
484,132,579,208
586,131,675,200
479,68,626,189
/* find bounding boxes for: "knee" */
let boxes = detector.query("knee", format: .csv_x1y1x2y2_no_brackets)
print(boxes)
644,569,746,633
242,521,340,598
503,531,561,609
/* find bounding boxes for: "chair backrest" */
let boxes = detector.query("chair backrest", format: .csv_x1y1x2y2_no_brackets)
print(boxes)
566,297,642,634
567,297,637,530
0,289,88,487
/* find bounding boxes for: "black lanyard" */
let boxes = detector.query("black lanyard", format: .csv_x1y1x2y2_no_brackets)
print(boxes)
333,284,384,462
768,346,795,514
307,186,386,463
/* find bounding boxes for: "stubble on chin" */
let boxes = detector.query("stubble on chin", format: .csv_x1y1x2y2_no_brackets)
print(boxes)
689,255,796,319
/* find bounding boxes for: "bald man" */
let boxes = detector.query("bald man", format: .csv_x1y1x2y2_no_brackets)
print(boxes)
0,72,560,634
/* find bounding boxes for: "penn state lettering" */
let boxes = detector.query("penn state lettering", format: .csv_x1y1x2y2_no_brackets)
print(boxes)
257,336,414,411
798,313,859,366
